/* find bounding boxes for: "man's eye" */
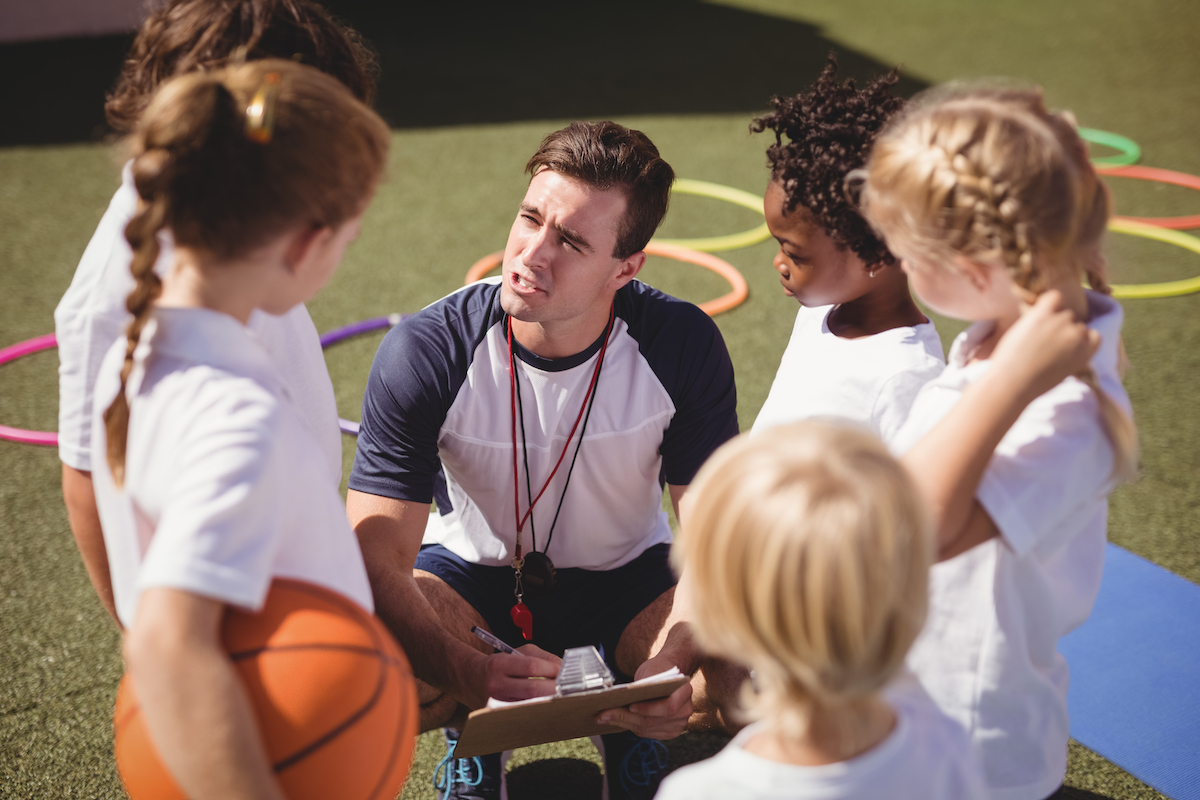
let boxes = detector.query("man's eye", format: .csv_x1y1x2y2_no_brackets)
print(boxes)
563,239,581,253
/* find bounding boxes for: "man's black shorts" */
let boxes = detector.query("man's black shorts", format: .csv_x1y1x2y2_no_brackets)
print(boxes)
414,543,677,681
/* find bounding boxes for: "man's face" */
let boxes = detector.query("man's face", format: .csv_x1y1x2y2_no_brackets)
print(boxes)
500,169,633,328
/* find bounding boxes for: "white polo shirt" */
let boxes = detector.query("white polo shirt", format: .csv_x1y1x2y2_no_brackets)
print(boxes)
751,304,945,443
655,683,988,800
890,291,1130,800
91,306,372,628
54,163,342,482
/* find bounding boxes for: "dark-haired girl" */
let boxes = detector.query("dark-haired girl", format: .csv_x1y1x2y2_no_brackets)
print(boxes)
750,56,944,443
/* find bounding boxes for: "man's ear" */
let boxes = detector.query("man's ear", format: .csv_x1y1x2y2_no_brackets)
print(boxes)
610,251,646,290
282,223,332,274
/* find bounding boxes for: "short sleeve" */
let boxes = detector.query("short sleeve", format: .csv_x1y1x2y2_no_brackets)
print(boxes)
976,379,1113,557
55,184,140,471
137,382,287,611
629,295,738,486
348,288,494,502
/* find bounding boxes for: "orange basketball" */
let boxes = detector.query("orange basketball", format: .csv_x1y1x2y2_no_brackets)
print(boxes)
114,579,418,799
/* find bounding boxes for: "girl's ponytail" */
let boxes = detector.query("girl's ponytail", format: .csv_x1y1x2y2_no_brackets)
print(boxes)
103,75,230,486
101,61,389,487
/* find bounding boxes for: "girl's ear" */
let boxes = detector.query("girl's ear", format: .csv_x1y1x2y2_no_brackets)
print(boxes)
282,223,332,274
955,255,995,293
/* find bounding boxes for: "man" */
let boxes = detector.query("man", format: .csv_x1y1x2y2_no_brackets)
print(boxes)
347,121,740,799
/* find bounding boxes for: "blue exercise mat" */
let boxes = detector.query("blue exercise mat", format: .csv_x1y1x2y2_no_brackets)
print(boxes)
1060,543,1200,800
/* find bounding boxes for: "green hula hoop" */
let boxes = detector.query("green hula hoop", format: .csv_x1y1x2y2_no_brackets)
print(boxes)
652,178,771,252
1079,128,1141,167
1108,218,1200,299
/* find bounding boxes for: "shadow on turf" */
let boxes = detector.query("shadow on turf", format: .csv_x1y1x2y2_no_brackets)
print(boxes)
0,0,929,147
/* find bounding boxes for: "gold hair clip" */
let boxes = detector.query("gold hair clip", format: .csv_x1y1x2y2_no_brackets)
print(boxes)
245,72,281,144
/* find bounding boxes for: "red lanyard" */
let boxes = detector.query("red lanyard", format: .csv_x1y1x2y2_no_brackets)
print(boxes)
508,305,614,559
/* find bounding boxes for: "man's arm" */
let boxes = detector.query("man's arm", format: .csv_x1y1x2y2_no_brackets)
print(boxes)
61,465,120,625
347,490,558,709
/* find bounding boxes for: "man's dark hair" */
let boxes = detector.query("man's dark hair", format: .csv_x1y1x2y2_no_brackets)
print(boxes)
751,54,903,268
106,0,379,133
526,121,675,260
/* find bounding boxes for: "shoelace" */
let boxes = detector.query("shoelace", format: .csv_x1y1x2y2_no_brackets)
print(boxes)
433,746,484,798
620,737,669,793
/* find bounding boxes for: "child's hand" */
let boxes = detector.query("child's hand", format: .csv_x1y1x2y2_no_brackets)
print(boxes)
992,290,1100,401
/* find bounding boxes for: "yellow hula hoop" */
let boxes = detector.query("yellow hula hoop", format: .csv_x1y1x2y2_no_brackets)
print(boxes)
651,178,771,252
464,241,749,317
1107,219,1200,299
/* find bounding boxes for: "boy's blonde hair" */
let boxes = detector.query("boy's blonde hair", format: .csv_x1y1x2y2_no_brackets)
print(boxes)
855,86,1137,483
673,421,932,741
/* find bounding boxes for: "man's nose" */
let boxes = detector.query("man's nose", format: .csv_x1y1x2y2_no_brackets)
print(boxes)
522,227,556,268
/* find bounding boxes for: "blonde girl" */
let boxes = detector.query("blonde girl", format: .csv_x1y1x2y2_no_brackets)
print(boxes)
657,421,987,800
90,59,390,799
856,86,1137,799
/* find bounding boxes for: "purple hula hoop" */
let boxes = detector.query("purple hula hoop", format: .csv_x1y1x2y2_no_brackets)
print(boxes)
320,313,408,435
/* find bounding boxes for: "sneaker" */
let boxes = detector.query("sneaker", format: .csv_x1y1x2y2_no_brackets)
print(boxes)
433,728,506,800
598,730,670,800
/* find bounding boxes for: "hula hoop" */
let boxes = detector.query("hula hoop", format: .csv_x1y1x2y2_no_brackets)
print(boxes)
464,240,749,317
1079,128,1141,167
0,333,59,446
1107,218,1200,299
1097,164,1200,230
319,313,408,435
651,178,771,252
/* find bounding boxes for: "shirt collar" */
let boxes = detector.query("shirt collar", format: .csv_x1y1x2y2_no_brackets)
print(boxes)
947,290,1125,375
144,306,283,393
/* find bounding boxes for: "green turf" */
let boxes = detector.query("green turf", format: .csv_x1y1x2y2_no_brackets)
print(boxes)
2,1,1198,797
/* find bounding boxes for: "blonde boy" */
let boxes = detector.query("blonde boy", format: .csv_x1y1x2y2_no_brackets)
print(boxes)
659,421,986,799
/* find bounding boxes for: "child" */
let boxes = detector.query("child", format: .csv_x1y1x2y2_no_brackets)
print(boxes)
749,56,944,442
856,86,1138,799
89,59,390,799
657,421,988,799
55,0,378,625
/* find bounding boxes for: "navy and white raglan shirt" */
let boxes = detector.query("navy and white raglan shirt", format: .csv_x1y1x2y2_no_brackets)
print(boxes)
349,278,739,571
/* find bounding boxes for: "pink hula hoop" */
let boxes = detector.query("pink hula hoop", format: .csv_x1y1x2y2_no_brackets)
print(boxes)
0,333,59,446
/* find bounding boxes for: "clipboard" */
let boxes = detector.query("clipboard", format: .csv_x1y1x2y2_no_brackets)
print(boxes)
452,669,688,757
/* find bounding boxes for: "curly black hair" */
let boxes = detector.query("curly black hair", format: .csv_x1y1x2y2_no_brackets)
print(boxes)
751,54,903,268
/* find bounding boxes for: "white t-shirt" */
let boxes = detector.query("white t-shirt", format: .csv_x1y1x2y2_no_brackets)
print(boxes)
91,307,372,628
890,291,1130,800
655,686,987,800
54,164,342,481
751,304,945,443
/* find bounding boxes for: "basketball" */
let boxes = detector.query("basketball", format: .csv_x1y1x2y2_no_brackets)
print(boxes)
113,579,418,799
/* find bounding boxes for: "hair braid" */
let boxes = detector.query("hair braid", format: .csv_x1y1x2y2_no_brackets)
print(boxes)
103,165,168,486
861,87,1138,483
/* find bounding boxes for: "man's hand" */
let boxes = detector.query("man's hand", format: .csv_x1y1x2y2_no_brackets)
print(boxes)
477,644,561,705
595,652,693,740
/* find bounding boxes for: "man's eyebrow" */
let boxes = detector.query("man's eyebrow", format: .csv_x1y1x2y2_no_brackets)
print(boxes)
520,202,594,253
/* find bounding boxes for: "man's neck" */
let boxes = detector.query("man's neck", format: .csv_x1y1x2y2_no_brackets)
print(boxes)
509,304,613,360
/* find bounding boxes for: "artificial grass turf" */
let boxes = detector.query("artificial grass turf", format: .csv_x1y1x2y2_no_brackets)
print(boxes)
2,0,1199,797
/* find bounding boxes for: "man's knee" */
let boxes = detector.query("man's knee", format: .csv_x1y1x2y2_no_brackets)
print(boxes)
615,586,676,676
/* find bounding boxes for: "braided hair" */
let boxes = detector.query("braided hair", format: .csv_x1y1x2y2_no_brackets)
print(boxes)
103,59,390,485
751,54,904,269
858,86,1137,483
